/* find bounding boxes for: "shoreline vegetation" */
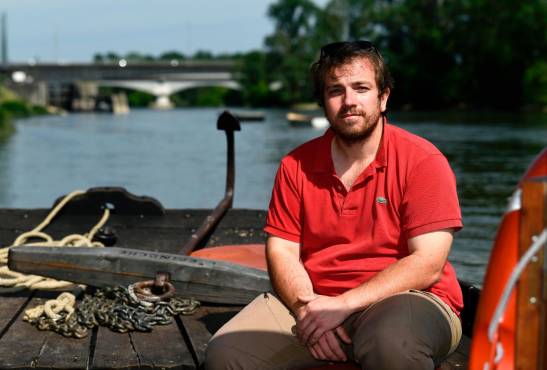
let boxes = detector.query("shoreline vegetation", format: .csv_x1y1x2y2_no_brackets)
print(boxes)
0,86,50,140
93,0,546,113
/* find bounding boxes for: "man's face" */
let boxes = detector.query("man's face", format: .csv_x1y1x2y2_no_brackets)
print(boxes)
323,57,390,143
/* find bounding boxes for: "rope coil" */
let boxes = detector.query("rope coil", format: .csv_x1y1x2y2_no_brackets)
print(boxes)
0,190,109,292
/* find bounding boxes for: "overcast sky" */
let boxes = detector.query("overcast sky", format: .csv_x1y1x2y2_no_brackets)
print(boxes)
1,0,329,63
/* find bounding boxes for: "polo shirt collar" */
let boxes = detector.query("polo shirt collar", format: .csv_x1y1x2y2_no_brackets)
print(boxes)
311,117,389,174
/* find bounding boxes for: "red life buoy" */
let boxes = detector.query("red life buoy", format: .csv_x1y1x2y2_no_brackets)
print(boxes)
469,148,547,370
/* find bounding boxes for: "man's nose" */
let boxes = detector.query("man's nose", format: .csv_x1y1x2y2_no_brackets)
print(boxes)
343,89,357,106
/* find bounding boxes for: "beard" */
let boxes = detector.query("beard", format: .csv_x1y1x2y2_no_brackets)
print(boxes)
329,108,382,145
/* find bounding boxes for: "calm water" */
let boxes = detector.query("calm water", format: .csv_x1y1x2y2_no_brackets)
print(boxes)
0,108,545,286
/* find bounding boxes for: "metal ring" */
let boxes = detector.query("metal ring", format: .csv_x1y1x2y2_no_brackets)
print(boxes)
132,280,175,302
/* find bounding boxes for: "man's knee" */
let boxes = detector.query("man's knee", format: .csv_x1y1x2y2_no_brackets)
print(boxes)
355,329,434,370
204,335,231,370
205,334,261,370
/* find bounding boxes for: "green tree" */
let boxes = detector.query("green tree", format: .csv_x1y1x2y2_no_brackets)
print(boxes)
193,50,214,60
265,0,322,104
237,51,281,106
159,50,186,61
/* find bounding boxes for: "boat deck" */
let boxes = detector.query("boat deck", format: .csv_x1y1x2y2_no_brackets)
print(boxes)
0,202,472,369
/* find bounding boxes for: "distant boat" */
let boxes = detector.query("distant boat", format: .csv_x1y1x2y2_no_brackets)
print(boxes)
286,112,329,129
231,110,265,122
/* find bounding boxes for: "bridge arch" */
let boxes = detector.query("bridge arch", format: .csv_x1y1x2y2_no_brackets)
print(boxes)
97,80,241,108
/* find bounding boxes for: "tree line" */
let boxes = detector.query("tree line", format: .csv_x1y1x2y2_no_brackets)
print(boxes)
95,0,547,111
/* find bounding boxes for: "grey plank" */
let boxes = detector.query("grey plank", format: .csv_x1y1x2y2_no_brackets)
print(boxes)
129,323,195,369
0,293,90,369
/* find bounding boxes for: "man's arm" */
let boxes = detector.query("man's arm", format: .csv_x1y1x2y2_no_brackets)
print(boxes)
298,228,455,345
266,235,351,361
266,235,314,314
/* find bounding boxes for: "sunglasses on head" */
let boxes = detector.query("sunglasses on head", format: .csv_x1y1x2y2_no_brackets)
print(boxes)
320,40,380,58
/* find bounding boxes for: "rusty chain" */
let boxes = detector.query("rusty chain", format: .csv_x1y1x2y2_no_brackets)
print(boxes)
24,286,200,338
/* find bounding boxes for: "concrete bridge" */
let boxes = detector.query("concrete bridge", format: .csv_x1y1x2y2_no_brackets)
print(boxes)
0,60,240,110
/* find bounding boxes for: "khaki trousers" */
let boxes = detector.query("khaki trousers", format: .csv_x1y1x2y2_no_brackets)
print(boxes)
205,291,462,370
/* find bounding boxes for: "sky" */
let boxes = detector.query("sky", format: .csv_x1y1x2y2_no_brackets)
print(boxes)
1,0,329,63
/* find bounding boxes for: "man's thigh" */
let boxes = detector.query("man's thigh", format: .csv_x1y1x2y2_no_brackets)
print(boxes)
346,291,459,370
205,293,322,370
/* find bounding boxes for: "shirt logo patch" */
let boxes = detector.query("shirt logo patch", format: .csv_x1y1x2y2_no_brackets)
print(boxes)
376,196,388,204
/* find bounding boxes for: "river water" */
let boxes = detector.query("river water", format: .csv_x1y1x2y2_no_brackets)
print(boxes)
0,108,545,286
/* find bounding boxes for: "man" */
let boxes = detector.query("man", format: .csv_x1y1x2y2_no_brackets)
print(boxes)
205,41,463,370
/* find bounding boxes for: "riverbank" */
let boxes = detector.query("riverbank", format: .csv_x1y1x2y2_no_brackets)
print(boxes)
0,109,14,140
0,87,50,140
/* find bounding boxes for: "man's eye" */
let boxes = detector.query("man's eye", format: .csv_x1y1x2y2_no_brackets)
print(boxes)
327,88,342,96
355,86,370,92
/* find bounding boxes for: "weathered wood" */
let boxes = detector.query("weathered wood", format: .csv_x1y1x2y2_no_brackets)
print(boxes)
128,322,195,369
9,246,272,305
91,328,140,369
180,305,242,366
516,178,546,370
0,294,31,337
438,336,470,369
0,209,267,252
0,292,91,369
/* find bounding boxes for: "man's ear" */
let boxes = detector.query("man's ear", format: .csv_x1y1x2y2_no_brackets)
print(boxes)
380,88,390,113
380,88,390,112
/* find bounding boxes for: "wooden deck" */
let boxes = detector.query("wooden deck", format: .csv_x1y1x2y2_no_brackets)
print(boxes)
0,199,472,369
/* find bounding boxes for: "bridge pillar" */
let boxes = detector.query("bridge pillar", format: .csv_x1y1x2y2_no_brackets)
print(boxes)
151,94,173,109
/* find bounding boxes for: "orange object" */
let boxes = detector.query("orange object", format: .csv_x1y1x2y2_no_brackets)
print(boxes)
469,148,547,370
190,244,268,271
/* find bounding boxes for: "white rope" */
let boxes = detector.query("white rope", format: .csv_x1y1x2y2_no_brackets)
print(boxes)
0,190,109,292
23,292,77,322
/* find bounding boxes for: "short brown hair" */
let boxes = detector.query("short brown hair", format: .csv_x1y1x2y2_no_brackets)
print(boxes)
310,41,393,106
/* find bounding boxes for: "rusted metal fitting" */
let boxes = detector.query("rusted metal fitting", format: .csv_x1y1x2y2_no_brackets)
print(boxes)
131,272,175,302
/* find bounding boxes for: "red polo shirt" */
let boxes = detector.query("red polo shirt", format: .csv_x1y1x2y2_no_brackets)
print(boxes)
264,123,463,315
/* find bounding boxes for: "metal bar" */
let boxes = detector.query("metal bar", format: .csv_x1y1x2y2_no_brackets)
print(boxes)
179,111,240,255
8,246,271,305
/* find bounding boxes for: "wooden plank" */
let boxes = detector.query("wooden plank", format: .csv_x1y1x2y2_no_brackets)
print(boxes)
180,305,242,366
129,322,195,369
438,336,470,369
0,292,90,369
91,329,140,369
516,179,546,370
0,294,30,336
0,209,268,253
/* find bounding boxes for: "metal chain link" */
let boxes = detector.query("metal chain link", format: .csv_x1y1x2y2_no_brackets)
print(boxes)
25,286,200,338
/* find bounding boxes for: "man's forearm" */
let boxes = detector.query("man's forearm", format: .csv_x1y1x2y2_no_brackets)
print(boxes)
266,236,314,314
340,229,453,314
340,254,439,312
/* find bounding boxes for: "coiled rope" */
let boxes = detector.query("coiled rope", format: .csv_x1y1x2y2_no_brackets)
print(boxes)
0,190,109,293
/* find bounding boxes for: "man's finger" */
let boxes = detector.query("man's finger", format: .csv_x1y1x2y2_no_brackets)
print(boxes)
311,343,327,360
309,345,320,360
301,323,320,345
308,326,328,346
324,331,347,361
335,326,352,344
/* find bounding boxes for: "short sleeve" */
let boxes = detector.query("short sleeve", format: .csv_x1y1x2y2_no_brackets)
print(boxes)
400,154,463,238
264,160,302,243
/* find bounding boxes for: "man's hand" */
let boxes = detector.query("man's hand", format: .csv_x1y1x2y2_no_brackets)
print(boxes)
295,294,352,346
307,326,352,362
